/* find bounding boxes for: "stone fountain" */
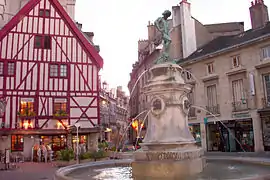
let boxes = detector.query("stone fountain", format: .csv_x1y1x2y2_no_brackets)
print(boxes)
131,10,205,179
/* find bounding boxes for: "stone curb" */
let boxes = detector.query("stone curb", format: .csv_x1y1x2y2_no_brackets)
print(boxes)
54,156,270,180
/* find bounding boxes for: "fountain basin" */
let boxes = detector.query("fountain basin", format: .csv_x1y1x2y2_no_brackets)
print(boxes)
54,156,270,180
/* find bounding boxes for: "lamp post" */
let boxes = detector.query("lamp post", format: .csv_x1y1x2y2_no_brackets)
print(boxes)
74,123,80,164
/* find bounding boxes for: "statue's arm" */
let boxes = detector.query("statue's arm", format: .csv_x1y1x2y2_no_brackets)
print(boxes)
154,17,163,32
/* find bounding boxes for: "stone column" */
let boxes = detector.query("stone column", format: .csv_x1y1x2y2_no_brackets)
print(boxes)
200,123,207,151
67,134,72,149
251,111,264,152
87,133,99,151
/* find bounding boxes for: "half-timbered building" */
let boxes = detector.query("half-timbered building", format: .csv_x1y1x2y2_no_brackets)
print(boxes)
0,0,103,158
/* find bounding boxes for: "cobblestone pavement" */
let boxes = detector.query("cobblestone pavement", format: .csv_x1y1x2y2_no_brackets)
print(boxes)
0,162,58,180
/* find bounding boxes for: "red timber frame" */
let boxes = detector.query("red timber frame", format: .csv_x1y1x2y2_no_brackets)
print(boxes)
0,0,103,133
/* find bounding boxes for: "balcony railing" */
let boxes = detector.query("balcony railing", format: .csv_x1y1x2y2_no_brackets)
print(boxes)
232,100,248,112
262,97,270,108
206,104,220,115
188,107,196,118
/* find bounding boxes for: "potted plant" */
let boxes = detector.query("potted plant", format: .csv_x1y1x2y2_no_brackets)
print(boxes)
17,108,36,118
53,110,68,118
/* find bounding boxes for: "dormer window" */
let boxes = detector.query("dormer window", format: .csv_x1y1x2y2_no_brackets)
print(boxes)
232,55,240,68
206,63,214,74
185,69,192,81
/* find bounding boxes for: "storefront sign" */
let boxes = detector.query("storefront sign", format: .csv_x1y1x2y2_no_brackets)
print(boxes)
204,118,208,124
232,113,251,119
5,149,10,164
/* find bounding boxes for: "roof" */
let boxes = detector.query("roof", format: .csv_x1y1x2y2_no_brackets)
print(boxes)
180,22,270,63
0,0,103,68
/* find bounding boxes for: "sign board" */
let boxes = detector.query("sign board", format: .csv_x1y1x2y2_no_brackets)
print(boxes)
204,118,208,124
232,113,251,119
5,149,10,164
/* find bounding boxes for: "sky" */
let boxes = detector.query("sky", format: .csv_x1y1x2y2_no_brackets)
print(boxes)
74,0,268,94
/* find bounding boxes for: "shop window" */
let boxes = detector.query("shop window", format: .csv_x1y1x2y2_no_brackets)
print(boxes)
49,64,68,78
11,135,24,152
34,35,51,49
72,135,88,152
0,62,3,75
20,98,35,117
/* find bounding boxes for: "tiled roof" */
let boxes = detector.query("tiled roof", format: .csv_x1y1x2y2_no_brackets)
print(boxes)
179,22,270,63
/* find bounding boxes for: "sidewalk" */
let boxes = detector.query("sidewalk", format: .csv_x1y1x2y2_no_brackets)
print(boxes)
0,162,58,180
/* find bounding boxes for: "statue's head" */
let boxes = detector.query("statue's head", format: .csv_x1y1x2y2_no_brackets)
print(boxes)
162,10,171,20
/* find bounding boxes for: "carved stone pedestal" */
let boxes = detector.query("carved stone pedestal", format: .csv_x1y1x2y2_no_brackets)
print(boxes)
132,63,205,179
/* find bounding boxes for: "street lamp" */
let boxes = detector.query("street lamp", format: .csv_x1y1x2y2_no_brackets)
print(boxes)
74,123,80,164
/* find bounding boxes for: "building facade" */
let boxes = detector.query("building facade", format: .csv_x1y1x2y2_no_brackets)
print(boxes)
99,82,129,146
128,0,270,152
0,0,103,158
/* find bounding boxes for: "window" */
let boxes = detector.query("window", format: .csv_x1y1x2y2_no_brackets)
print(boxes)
206,85,219,114
232,79,247,111
39,9,50,17
185,69,192,80
261,46,270,60
44,36,51,49
20,98,35,116
206,63,214,74
263,74,270,106
11,135,24,152
232,55,240,68
49,64,68,78
0,62,3,75
60,65,67,77
34,35,51,49
53,98,67,114
50,64,58,77
34,35,42,48
7,62,15,76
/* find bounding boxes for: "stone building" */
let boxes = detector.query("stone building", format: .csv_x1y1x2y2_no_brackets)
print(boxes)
128,0,270,152
99,82,129,145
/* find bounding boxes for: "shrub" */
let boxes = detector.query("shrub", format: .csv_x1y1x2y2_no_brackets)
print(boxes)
90,150,108,160
79,152,91,160
56,149,74,161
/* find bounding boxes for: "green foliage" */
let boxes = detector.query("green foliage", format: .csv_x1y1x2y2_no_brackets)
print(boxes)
56,149,74,162
17,108,36,117
53,110,68,117
110,146,116,152
98,142,108,150
79,152,91,160
90,150,107,159
79,150,108,160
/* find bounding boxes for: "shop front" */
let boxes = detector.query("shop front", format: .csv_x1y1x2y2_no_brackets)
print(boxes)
189,123,201,146
207,119,254,152
258,111,270,151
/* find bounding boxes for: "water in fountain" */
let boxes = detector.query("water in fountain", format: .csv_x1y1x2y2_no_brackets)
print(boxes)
191,105,246,152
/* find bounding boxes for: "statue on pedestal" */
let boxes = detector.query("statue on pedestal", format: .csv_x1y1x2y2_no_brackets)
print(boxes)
154,10,175,64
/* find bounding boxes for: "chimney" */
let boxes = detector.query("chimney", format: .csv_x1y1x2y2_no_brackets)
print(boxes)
84,32,94,42
250,0,269,29
76,22,82,30
66,0,76,20
147,21,157,41
179,0,197,58
172,5,181,27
